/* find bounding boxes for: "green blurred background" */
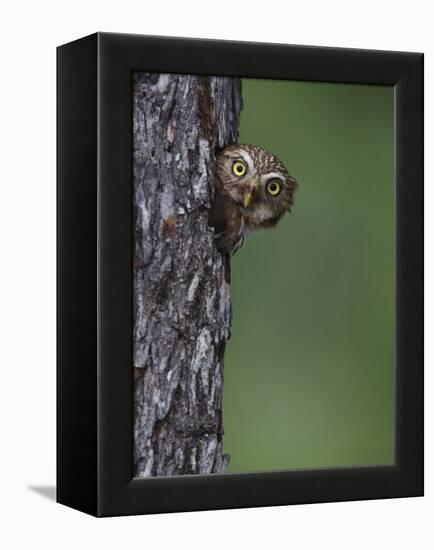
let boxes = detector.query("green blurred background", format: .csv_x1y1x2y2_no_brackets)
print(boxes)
223,78,395,473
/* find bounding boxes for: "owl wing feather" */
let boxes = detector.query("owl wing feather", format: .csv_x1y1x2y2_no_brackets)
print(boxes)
208,186,227,237
209,188,245,256
213,229,245,256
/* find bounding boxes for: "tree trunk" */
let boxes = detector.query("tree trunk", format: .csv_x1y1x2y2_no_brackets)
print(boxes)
133,72,243,477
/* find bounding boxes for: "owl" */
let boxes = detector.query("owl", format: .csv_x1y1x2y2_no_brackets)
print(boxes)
209,144,297,256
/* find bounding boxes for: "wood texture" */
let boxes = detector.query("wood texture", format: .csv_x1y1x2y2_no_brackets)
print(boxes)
133,73,242,477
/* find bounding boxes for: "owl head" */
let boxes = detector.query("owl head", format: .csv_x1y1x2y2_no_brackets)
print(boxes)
215,144,297,230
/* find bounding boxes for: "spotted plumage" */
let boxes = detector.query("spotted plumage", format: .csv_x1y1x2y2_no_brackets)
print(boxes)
209,144,298,256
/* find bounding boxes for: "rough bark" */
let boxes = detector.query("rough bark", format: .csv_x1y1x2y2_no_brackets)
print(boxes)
133,72,242,477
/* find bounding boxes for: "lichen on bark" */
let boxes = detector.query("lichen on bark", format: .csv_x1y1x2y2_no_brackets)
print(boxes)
133,72,242,477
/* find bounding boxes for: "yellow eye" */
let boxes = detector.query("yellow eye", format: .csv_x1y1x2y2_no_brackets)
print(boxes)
267,179,281,196
232,160,247,177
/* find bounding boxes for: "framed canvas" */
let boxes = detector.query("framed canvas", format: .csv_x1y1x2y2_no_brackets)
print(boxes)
57,32,423,517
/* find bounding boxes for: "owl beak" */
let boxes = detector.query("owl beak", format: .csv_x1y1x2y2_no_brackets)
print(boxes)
242,179,260,208
243,192,253,208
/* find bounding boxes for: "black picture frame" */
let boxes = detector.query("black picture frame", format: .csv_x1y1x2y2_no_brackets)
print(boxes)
57,32,424,517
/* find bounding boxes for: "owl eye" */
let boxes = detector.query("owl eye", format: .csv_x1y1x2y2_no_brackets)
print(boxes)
232,160,247,177
267,179,281,196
